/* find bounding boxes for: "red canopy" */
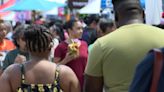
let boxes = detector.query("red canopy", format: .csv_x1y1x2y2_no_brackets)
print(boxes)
0,0,15,10
0,0,16,18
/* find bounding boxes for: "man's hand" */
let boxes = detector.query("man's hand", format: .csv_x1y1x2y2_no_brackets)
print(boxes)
83,74,103,92
63,52,77,64
14,54,26,64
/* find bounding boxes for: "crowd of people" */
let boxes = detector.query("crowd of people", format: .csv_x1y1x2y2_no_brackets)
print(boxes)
0,0,164,92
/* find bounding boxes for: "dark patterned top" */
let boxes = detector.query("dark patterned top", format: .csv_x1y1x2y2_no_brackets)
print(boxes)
17,64,62,92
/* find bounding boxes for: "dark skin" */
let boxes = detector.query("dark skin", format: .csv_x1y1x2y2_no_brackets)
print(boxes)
114,1,144,27
83,75,103,92
0,23,7,76
0,50,81,92
83,1,144,92
0,23,7,43
0,69,2,76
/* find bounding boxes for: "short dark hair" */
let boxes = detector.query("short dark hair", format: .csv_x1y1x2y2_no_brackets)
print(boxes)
112,0,143,20
12,25,28,48
112,0,140,5
24,24,53,52
64,19,79,30
50,24,65,42
99,19,114,33
112,0,142,11
84,14,100,25
50,24,60,34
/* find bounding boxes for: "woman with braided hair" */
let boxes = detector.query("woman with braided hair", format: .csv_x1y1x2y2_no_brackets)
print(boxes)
0,24,80,92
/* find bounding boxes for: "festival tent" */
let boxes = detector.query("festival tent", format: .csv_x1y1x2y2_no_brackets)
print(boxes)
0,0,17,20
43,0,67,15
145,0,162,25
79,0,101,14
79,0,145,14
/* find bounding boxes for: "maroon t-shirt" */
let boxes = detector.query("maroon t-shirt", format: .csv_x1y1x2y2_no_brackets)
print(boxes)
54,40,88,88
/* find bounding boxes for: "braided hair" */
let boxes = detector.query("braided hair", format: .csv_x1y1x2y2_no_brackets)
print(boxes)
24,24,53,52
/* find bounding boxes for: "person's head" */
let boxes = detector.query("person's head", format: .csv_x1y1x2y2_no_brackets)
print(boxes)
112,0,144,27
13,21,21,30
24,24,53,55
97,19,116,37
84,14,100,29
4,22,13,33
49,23,65,42
49,24,61,39
64,19,83,39
0,22,8,43
12,25,27,51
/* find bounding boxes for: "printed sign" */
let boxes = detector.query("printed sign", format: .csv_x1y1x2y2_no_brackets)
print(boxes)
68,0,88,9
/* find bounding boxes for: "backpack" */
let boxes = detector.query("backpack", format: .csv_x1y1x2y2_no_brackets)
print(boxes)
129,48,164,92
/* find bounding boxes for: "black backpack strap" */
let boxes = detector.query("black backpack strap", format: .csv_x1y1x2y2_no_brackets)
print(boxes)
54,64,61,92
20,64,26,84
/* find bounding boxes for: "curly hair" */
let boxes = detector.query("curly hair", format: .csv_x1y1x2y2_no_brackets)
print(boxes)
24,24,53,52
12,25,27,48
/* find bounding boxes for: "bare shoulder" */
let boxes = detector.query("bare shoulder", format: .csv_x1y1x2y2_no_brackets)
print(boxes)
1,64,22,90
58,64,77,82
3,64,21,76
58,65,81,92
2,64,22,82
58,65,74,76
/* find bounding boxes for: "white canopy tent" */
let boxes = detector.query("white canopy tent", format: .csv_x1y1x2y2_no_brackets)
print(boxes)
79,0,101,14
43,7,58,15
145,0,163,25
43,0,66,16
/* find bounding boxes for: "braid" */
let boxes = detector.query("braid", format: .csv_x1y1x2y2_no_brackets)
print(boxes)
24,24,53,52
37,32,43,52
39,31,47,51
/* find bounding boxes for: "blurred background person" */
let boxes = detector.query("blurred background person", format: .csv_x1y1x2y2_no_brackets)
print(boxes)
82,14,100,46
2,25,30,72
49,24,60,61
47,20,65,42
0,22,15,74
10,21,22,40
4,22,14,41
88,18,116,52
97,19,116,37
0,22,15,52
54,19,88,90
